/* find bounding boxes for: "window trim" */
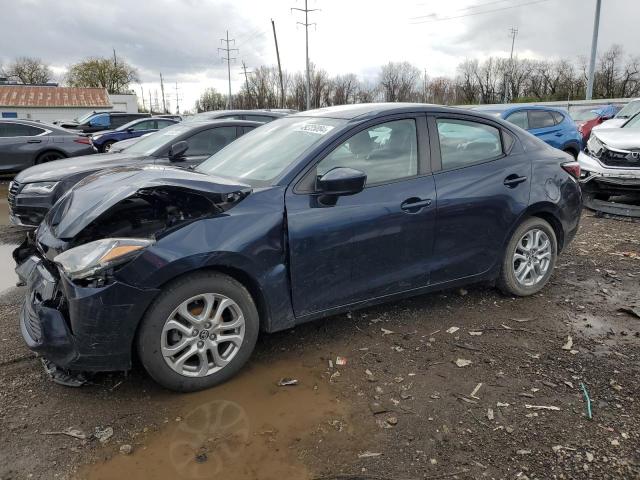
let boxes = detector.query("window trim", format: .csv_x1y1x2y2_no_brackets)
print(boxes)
0,121,50,138
429,113,510,173
293,113,431,194
504,109,529,130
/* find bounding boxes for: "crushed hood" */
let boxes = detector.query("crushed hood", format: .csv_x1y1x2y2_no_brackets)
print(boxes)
45,164,252,239
592,128,640,151
593,118,626,131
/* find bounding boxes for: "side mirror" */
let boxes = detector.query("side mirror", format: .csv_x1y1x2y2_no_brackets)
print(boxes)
169,141,189,161
126,127,134,133
317,167,366,196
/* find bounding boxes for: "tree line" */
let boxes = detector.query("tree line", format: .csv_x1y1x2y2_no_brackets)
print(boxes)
198,44,640,111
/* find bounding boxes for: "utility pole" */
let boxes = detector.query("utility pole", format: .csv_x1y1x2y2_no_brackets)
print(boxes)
159,73,167,113
240,61,253,108
218,30,238,109
292,0,319,110
423,68,427,103
174,82,181,115
149,90,153,114
503,26,518,103
271,19,285,109
140,84,146,112
586,0,602,100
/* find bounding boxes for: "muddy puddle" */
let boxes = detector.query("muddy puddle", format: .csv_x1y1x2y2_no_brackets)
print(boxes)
0,242,19,294
0,182,9,226
83,357,345,480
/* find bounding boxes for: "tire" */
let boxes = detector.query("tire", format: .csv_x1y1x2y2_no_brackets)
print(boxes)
102,140,116,153
563,148,577,159
498,217,557,297
136,272,259,392
35,151,65,164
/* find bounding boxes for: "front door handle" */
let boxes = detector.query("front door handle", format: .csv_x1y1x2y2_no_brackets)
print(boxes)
27,139,42,143
503,174,528,188
401,197,432,213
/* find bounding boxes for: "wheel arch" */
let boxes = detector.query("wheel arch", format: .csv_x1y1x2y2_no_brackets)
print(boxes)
35,148,68,164
506,203,566,253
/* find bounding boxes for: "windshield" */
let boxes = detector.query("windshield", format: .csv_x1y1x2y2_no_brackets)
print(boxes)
571,107,601,122
73,112,96,124
197,116,346,185
622,112,640,129
124,124,191,156
616,100,640,119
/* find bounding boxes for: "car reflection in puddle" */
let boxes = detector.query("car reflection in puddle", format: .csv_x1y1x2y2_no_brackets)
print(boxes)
85,358,343,480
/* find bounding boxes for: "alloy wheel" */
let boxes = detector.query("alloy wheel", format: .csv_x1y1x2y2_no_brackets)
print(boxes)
161,293,245,377
512,228,552,287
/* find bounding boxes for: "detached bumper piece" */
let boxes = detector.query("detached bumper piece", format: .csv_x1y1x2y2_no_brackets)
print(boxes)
41,358,86,387
17,254,160,378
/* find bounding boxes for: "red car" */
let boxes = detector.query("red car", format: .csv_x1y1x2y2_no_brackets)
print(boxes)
571,105,620,146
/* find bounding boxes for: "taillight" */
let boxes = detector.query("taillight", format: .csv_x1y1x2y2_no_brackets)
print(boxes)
562,161,580,179
74,137,91,145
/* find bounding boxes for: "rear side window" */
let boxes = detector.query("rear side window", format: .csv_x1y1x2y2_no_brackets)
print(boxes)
0,123,45,137
551,111,564,125
156,120,176,129
110,116,131,128
528,110,556,129
91,114,110,127
130,120,155,131
436,119,502,170
185,126,237,155
505,110,528,129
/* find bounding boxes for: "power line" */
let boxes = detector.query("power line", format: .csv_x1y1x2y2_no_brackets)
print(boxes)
292,0,320,110
409,0,552,24
218,30,239,109
411,0,514,20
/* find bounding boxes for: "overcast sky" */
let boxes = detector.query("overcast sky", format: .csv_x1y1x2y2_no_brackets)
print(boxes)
2,0,638,111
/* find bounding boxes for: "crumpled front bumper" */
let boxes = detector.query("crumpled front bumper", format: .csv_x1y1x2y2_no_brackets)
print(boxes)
17,254,160,372
577,151,640,195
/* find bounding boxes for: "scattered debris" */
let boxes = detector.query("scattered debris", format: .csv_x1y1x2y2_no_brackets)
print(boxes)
335,356,347,366
277,377,299,387
611,439,620,447
524,404,560,411
329,371,341,383
358,451,382,458
487,408,494,421
369,402,389,415
119,444,133,455
469,383,483,399
552,445,577,453
41,427,87,440
581,382,593,420
386,416,398,426
195,451,208,463
586,452,595,463
618,306,640,319
562,335,574,351
94,426,114,444
365,369,376,382
496,402,510,408
446,326,460,334
516,449,531,455
469,331,483,336
381,328,394,335
458,288,468,296
454,358,472,368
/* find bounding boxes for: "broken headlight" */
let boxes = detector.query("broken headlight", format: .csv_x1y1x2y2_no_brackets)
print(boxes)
54,238,154,280
21,181,59,195
587,135,604,158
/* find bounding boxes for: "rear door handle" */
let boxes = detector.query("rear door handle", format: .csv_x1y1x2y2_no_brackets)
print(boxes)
401,197,432,213
503,175,528,188
27,139,42,143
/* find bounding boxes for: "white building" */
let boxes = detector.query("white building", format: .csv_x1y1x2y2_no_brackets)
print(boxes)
0,85,139,123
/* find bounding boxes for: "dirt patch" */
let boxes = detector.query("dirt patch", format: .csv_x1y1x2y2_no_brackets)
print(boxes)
0,214,639,480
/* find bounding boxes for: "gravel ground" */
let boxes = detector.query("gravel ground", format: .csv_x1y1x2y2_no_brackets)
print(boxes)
0,212,638,480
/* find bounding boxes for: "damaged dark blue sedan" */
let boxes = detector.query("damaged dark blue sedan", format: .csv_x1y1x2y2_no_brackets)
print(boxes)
15,104,582,392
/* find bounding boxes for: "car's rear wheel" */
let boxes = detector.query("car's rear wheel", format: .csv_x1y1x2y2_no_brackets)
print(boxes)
35,151,65,164
137,272,259,392
498,217,557,296
563,148,578,159
102,140,117,153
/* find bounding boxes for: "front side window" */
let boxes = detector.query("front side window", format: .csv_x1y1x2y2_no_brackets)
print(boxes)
90,114,109,127
528,110,556,129
156,120,176,129
130,120,155,131
437,119,502,170
316,119,418,185
506,110,529,129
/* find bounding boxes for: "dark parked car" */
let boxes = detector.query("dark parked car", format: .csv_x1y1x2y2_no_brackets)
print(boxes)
90,117,179,152
8,120,260,226
184,109,287,124
14,104,582,392
0,119,93,174
473,105,582,158
56,111,151,134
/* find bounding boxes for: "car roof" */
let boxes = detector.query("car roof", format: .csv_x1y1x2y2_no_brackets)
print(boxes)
0,118,70,132
473,104,567,114
195,109,286,117
178,119,263,128
289,103,486,121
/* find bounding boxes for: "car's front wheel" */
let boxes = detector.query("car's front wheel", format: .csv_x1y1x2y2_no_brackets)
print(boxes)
498,217,557,296
102,140,116,153
137,272,259,392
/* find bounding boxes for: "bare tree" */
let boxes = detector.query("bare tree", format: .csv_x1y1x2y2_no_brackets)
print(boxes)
195,88,226,112
378,62,421,102
331,74,359,105
66,56,138,94
6,57,53,84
